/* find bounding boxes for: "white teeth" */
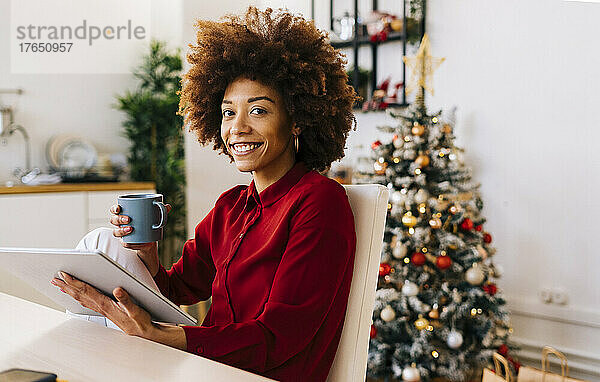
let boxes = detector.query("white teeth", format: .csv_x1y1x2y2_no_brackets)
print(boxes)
232,143,261,153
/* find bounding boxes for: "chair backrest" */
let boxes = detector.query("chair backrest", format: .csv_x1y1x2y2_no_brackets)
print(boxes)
327,184,389,382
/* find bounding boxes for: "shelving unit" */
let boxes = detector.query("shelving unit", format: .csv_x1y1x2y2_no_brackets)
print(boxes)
322,0,426,107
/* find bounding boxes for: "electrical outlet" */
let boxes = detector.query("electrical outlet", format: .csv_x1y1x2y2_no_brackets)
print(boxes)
551,287,568,305
539,287,553,304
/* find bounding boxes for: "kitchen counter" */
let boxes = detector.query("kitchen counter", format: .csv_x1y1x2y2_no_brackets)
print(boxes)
0,182,155,195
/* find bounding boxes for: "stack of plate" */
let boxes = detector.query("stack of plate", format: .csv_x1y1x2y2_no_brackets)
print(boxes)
46,134,98,179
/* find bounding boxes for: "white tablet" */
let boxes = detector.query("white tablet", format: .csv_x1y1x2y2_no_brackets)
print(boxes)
0,247,197,326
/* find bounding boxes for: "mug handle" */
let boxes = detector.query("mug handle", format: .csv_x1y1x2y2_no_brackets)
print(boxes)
152,201,168,229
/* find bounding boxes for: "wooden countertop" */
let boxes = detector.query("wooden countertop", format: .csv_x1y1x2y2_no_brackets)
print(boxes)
0,292,275,382
0,182,155,195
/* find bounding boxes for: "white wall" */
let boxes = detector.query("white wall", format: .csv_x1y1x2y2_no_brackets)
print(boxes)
180,1,257,234
0,0,183,184
426,1,600,379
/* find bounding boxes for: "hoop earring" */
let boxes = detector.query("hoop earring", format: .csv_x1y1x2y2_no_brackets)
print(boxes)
224,138,230,155
294,135,299,153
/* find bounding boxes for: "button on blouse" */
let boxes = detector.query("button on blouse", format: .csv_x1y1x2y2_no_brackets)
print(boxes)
153,161,356,382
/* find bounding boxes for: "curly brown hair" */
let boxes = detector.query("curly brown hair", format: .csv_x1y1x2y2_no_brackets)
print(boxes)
177,6,359,173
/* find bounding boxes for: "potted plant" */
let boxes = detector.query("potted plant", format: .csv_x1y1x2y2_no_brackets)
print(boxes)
114,40,186,266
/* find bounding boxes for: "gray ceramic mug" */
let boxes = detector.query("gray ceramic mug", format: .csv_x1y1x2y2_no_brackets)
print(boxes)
117,193,168,243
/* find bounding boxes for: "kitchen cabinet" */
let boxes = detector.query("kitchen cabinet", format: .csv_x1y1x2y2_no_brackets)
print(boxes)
0,182,154,309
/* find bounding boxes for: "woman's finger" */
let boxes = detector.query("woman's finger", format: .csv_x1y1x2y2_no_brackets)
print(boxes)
59,271,86,288
110,205,121,214
114,288,134,313
113,226,133,238
109,214,130,226
113,287,153,335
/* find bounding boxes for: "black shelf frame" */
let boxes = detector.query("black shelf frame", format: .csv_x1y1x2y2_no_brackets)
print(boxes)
321,0,426,108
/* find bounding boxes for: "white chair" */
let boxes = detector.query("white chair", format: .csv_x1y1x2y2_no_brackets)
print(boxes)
327,184,390,382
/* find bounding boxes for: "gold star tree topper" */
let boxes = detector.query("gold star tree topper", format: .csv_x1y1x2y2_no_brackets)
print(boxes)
402,33,445,97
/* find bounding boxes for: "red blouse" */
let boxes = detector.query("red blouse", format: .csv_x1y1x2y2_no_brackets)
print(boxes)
153,161,357,381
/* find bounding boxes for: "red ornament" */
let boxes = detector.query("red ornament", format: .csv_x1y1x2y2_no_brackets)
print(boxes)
411,252,426,266
370,324,377,339
379,263,391,276
436,255,452,270
483,233,493,244
483,283,498,296
369,34,378,43
475,225,483,232
460,218,474,231
498,344,509,357
371,140,382,150
378,30,388,42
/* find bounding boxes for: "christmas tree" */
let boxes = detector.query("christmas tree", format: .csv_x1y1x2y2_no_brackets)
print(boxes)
357,35,517,382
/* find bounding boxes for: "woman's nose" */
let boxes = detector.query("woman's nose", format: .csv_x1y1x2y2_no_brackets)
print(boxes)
230,114,252,135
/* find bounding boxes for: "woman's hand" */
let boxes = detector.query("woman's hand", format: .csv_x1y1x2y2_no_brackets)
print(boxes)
109,204,172,277
51,272,187,350
52,271,154,337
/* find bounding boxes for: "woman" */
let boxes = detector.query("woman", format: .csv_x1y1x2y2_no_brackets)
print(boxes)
52,6,359,381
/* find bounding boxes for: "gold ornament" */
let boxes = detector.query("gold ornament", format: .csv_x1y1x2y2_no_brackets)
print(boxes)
476,244,488,259
414,315,429,331
402,212,418,228
402,34,446,97
428,306,439,320
390,18,403,32
443,124,452,134
373,89,387,99
374,160,387,175
415,154,430,168
411,124,425,136
429,218,442,229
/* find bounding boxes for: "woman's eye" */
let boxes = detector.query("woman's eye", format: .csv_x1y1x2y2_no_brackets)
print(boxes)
222,110,234,117
250,107,266,115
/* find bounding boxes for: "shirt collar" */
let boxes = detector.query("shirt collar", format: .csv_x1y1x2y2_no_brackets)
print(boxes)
245,161,310,208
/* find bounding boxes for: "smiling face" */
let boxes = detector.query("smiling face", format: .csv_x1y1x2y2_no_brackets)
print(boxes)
221,77,300,184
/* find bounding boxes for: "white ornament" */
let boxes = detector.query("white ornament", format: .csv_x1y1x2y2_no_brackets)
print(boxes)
393,243,408,259
391,190,406,205
414,189,429,204
401,281,419,296
380,305,396,322
465,265,485,285
393,137,404,148
403,149,417,160
447,330,464,349
493,264,504,277
402,366,421,382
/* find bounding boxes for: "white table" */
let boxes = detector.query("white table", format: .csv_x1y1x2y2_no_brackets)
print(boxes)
0,292,276,381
